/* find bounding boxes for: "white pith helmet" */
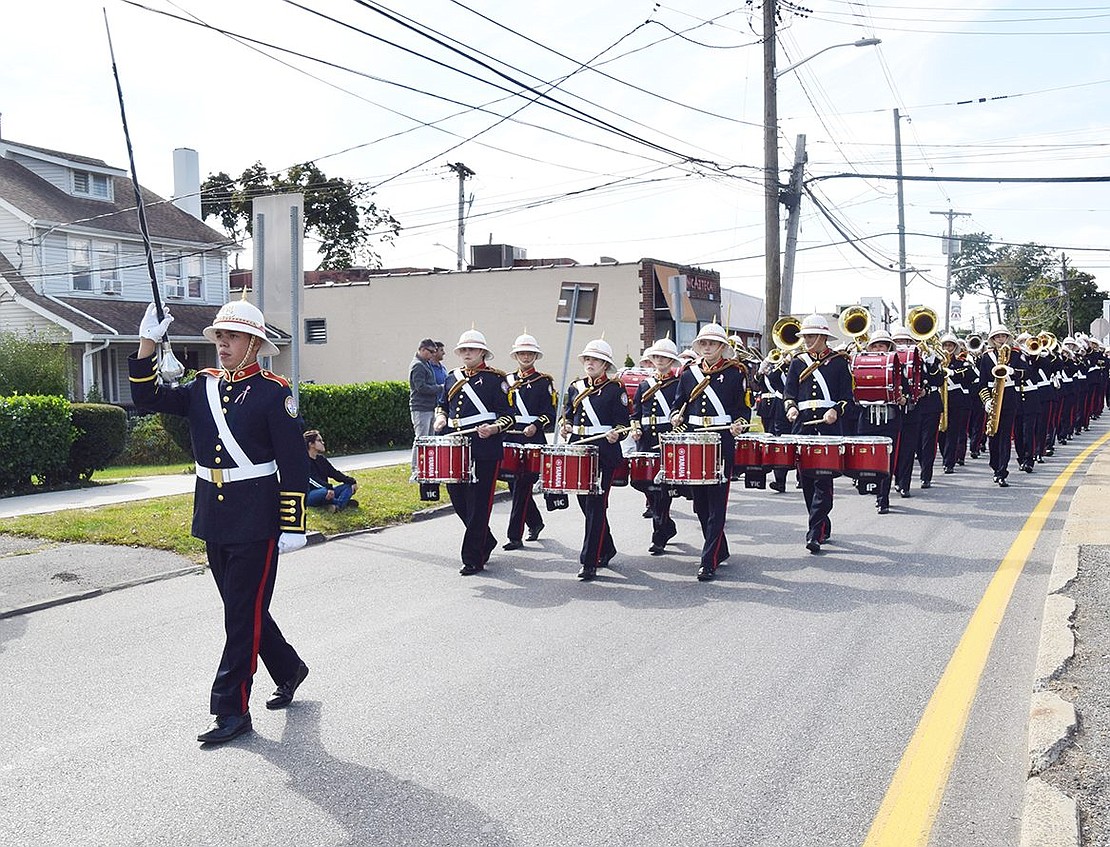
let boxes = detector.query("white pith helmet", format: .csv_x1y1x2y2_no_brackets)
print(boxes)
203,300,279,357
693,322,729,345
801,313,837,338
988,324,1011,340
867,329,894,347
939,333,960,346
643,337,681,362
510,333,543,359
578,338,615,368
890,324,913,342
454,329,493,359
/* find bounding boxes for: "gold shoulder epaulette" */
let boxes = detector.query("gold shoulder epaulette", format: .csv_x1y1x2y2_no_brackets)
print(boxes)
262,370,291,388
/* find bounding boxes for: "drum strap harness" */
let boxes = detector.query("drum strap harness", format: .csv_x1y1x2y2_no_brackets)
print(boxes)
507,373,538,423
196,374,278,485
685,364,731,426
570,379,610,435
446,369,498,427
639,376,675,425
796,353,839,412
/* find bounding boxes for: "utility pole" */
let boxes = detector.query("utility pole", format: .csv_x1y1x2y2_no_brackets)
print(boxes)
781,134,807,316
1061,253,1074,337
894,109,907,324
447,162,475,271
930,208,970,332
762,0,780,352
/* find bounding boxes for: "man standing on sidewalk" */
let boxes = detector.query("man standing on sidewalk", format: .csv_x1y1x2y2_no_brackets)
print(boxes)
410,338,440,478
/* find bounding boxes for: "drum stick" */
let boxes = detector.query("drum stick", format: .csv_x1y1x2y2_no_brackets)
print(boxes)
575,425,634,445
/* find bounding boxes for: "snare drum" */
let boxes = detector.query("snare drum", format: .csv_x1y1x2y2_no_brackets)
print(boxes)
660,432,722,485
611,458,630,487
842,436,892,478
796,436,845,477
499,443,544,480
415,435,474,483
733,433,763,469
541,443,599,495
761,435,798,469
628,452,661,489
852,352,902,404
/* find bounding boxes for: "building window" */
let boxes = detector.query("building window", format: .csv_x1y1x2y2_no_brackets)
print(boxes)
71,238,93,291
185,254,203,298
305,318,328,344
70,238,121,293
73,170,111,200
162,251,184,298
161,251,204,299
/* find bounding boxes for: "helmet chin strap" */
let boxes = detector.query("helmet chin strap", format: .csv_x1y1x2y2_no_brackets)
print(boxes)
229,337,259,374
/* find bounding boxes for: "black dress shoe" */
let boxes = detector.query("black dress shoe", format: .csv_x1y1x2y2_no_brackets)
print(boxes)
921,480,932,489
460,563,484,575
649,544,666,555
642,508,653,519
525,525,544,541
805,540,821,554
899,488,911,498
266,662,309,710
970,452,980,459
577,566,597,581
997,478,1009,488
943,467,954,474
877,504,890,514
1023,464,1034,473
769,480,787,493
696,565,715,581
197,712,252,744
502,540,523,551
956,460,965,466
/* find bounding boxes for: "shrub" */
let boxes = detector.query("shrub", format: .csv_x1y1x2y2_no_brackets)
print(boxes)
67,403,128,481
116,414,191,466
299,381,410,453
159,412,194,460
0,331,71,397
0,395,73,492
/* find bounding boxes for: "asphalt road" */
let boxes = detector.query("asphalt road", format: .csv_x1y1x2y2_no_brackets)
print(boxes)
0,432,1102,847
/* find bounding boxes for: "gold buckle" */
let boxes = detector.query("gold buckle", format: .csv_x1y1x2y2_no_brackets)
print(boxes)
211,468,224,485
702,416,712,426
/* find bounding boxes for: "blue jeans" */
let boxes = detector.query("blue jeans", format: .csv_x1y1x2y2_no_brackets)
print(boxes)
307,483,354,510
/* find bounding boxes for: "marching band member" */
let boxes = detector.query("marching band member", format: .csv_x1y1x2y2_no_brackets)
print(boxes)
756,349,791,492
434,330,514,575
560,339,631,581
130,300,310,744
977,325,1022,487
671,323,751,580
631,338,683,555
784,314,853,553
937,334,977,474
853,330,907,514
890,325,921,497
966,339,988,460
1013,333,1043,473
502,334,557,551
914,339,945,489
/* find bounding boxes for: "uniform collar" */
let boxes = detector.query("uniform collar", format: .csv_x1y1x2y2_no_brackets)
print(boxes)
701,357,729,373
589,374,609,387
223,362,262,383
464,364,488,378
517,367,536,377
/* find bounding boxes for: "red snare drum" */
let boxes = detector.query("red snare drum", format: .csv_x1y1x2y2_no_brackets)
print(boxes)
628,452,661,487
611,458,630,487
852,352,902,404
796,437,845,477
415,435,474,483
541,444,599,495
842,436,892,478
660,432,722,485
617,367,655,403
733,434,763,469
896,346,923,400
761,436,798,469
499,443,543,480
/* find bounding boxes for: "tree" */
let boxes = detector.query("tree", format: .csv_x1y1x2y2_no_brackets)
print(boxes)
201,162,402,269
949,234,1054,325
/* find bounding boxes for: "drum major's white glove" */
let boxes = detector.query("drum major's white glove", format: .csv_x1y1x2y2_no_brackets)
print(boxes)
277,532,307,554
139,302,174,342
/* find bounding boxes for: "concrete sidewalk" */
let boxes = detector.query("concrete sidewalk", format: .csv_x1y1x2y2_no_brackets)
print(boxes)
0,448,410,519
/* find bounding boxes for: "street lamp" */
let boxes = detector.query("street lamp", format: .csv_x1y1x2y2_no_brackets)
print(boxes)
762,24,881,350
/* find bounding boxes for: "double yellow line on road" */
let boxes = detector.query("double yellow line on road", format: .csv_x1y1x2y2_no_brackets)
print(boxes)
863,432,1110,847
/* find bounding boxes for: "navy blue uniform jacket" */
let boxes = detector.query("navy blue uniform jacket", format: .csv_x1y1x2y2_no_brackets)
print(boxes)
128,356,308,544
436,365,515,461
564,376,632,469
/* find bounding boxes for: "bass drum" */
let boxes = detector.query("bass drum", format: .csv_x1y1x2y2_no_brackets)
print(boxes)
852,352,902,404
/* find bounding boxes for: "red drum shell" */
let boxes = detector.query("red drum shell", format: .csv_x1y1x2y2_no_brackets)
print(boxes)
415,436,472,483
660,433,722,485
796,438,844,477
611,459,630,487
541,445,599,494
761,437,798,469
852,352,902,404
733,434,763,468
628,452,661,485
500,443,543,479
843,437,892,477
896,346,923,400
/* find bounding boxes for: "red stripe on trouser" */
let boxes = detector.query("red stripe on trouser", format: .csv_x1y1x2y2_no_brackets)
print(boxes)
709,479,731,565
591,482,612,565
242,538,276,714
485,463,500,521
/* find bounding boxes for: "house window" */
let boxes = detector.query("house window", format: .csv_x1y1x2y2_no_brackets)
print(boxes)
71,238,122,293
71,238,93,291
185,254,203,298
305,318,328,344
73,170,111,200
162,251,184,298
96,242,121,293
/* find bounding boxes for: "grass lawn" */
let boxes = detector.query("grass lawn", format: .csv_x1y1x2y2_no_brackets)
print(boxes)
3,464,441,562
94,462,197,481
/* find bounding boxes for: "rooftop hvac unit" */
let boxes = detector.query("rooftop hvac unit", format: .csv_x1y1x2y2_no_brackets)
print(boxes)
470,243,526,269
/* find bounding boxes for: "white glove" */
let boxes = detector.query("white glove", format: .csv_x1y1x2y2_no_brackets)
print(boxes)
277,532,307,554
139,302,174,341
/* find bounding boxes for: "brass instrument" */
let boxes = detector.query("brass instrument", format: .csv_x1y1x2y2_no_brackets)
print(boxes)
838,305,871,350
966,333,985,356
907,306,941,354
1023,336,1042,356
1037,331,1058,353
985,343,1012,437
938,352,950,433
771,316,803,354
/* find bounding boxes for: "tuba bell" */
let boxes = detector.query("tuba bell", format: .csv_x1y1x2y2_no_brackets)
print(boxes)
838,305,871,350
966,333,985,355
772,316,803,353
907,306,939,347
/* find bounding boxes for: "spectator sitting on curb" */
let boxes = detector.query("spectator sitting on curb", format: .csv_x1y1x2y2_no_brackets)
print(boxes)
305,430,358,512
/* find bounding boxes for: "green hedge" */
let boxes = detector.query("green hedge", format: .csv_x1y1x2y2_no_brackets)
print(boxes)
299,381,410,453
66,403,128,481
116,414,192,466
0,395,74,492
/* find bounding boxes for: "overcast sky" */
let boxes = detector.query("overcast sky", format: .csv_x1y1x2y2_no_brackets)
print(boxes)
3,0,1109,332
